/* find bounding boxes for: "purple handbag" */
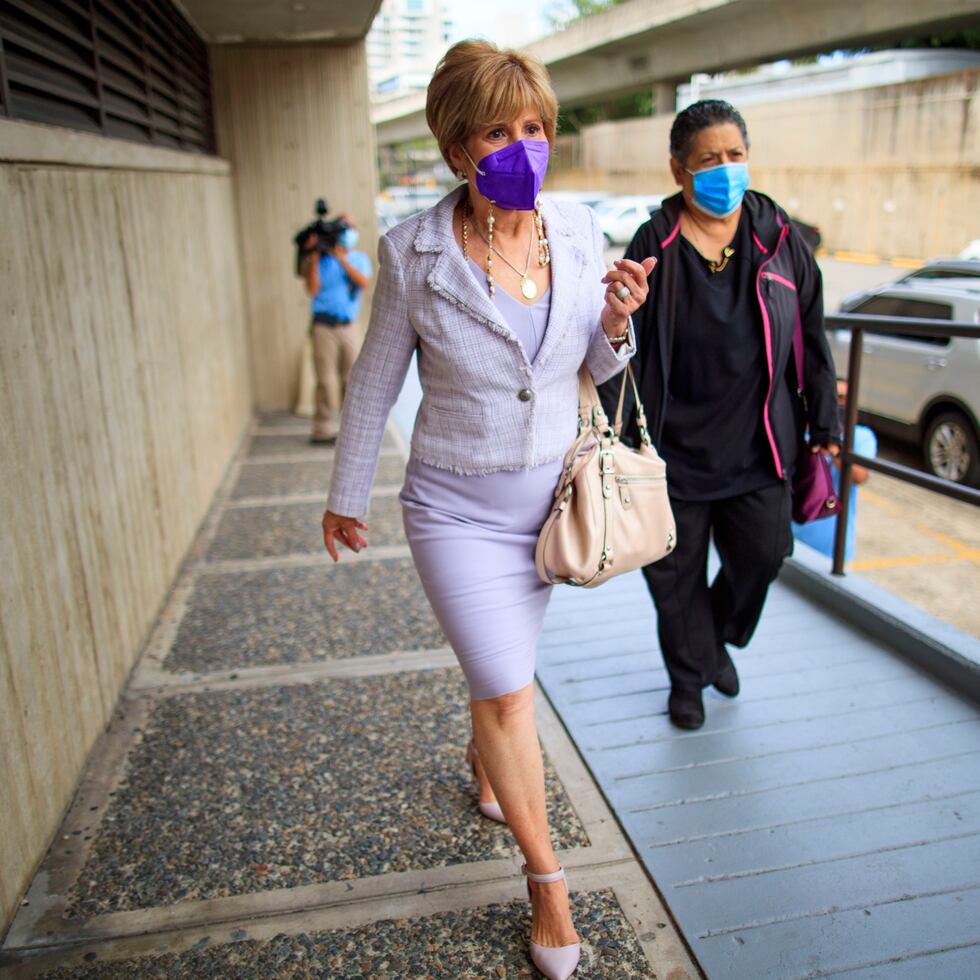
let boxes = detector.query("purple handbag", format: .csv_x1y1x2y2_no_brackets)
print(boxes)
791,313,840,524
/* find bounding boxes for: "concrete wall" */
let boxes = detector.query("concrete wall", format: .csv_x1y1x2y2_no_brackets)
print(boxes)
549,69,980,259
0,120,251,930
211,42,379,411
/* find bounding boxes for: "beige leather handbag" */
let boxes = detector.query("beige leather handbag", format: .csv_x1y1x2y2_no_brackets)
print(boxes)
535,365,676,587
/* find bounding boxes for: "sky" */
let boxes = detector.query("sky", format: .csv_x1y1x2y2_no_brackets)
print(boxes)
447,0,555,47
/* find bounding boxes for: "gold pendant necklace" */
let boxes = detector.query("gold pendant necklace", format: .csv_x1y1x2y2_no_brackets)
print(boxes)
464,204,539,299
686,218,735,273
708,246,735,273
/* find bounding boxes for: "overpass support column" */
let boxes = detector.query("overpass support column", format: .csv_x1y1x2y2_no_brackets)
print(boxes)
211,43,379,411
653,81,678,117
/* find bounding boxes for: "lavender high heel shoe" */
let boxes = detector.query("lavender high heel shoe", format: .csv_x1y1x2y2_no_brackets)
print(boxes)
465,739,506,824
522,864,581,980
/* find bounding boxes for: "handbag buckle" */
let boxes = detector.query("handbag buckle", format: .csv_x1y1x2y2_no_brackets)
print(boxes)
599,449,615,475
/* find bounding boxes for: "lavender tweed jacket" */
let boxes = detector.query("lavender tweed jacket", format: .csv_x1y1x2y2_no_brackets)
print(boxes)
327,185,636,518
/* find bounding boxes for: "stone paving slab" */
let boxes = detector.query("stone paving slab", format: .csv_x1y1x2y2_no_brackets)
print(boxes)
206,496,406,562
230,456,406,501
163,558,443,672
63,668,588,919
1,413,700,980
246,431,398,457
39,889,654,979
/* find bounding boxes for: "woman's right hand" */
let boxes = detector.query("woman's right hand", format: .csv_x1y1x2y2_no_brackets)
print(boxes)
322,510,368,562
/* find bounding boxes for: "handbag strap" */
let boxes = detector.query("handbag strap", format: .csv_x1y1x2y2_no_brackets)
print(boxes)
777,218,805,395
577,367,608,433
578,363,653,445
792,309,805,394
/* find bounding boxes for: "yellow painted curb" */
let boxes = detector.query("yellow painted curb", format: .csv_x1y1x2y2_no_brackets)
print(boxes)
849,552,979,571
833,250,882,265
828,250,927,269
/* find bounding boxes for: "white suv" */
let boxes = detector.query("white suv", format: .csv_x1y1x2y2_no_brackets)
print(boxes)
827,278,980,486
593,196,665,246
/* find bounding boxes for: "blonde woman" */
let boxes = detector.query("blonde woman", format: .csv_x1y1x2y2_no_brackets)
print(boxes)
322,40,654,979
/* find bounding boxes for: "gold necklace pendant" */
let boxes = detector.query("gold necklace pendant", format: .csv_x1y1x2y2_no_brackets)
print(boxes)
708,246,734,274
470,206,540,301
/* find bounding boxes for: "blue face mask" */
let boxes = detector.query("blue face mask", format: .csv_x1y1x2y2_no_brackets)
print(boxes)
686,162,750,218
338,227,359,249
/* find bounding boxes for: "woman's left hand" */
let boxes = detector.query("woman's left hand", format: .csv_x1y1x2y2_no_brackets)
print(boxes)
601,257,657,334
812,442,841,456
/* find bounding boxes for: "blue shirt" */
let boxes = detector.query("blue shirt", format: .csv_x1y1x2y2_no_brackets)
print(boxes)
311,250,372,321
792,425,878,561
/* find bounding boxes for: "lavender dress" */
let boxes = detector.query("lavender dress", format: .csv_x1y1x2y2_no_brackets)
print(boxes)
399,260,563,700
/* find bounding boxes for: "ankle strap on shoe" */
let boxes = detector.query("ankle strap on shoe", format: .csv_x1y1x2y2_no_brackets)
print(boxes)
521,863,565,884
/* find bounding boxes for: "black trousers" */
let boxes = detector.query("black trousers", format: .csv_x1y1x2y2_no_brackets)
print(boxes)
641,481,793,691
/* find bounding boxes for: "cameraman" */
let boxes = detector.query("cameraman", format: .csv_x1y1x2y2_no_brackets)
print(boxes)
304,215,372,443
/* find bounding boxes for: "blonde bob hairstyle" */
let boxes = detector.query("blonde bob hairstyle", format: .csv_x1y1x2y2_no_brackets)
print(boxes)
426,39,559,172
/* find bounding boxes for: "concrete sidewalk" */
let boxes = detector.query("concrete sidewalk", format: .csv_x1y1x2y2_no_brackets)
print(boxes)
0,413,699,979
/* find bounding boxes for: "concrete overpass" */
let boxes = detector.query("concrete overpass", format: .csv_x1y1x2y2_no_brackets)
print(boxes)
373,0,980,145
177,0,382,42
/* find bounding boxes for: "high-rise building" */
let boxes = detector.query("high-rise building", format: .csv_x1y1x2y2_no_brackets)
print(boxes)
366,0,453,102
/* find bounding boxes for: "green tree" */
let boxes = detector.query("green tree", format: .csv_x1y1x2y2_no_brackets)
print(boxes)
558,90,654,134
543,0,660,129
545,0,627,30
882,28,980,51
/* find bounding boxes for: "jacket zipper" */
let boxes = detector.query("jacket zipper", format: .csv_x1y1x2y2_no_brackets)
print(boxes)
755,225,791,479
762,271,797,291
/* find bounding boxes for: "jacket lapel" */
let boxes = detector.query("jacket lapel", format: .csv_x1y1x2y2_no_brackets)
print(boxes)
531,197,589,374
417,186,516,344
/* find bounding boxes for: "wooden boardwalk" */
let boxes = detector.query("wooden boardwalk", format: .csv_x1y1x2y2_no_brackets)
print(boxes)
536,568,980,979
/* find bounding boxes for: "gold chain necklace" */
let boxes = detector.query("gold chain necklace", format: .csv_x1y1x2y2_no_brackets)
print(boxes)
685,218,735,273
462,203,549,300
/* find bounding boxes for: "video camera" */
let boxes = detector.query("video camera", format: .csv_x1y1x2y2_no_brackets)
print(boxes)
293,198,351,275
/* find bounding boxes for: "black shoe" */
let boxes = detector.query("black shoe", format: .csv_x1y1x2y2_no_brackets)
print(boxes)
310,434,337,445
712,646,740,698
668,687,705,730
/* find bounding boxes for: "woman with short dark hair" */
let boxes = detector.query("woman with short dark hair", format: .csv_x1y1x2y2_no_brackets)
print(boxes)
609,99,839,730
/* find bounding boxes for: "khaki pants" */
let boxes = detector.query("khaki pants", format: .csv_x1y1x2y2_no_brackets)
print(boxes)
312,321,362,439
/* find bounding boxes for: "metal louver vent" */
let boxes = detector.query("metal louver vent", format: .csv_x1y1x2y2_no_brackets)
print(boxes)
0,0,215,154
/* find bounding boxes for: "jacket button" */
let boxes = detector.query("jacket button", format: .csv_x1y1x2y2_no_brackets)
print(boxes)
518,388,533,402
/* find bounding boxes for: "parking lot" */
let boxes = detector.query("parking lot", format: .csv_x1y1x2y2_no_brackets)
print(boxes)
818,257,979,638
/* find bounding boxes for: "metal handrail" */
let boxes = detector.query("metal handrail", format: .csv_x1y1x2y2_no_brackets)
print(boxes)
823,312,980,576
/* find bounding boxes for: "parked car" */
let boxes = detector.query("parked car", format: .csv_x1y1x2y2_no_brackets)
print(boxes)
839,259,980,312
544,189,609,210
593,195,665,246
960,240,980,261
896,258,980,283
827,279,980,486
378,186,445,219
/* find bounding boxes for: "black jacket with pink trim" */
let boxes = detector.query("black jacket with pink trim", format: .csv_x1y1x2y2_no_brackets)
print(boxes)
603,190,840,483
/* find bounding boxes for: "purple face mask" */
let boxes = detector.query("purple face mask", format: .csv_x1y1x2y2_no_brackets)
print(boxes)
464,139,550,211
